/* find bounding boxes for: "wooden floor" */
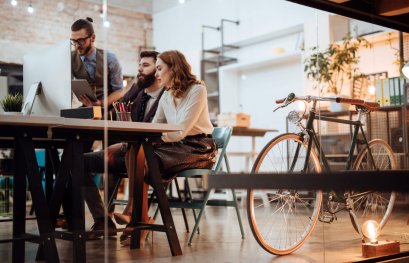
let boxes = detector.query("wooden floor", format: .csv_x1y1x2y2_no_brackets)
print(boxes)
1,197,409,262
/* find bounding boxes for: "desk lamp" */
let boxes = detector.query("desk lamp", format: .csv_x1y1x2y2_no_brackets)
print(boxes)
361,220,400,258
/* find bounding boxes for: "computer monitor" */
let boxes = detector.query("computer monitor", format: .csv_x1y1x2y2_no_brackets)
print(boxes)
23,40,72,117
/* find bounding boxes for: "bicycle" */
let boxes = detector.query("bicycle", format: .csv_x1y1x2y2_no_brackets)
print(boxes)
246,93,397,255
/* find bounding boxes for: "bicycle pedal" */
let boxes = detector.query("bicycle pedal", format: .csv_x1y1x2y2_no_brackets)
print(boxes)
319,213,335,223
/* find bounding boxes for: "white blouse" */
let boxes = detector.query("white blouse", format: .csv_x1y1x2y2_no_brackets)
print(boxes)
152,84,214,142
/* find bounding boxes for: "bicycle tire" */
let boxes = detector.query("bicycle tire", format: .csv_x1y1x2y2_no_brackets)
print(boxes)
350,139,397,232
247,133,323,255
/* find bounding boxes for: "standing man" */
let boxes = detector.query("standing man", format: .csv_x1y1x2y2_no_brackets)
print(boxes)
83,51,164,239
70,17,123,106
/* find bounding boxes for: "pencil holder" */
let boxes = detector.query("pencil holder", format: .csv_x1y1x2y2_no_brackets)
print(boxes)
116,112,132,122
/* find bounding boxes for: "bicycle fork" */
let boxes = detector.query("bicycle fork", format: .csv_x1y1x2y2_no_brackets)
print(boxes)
345,192,365,242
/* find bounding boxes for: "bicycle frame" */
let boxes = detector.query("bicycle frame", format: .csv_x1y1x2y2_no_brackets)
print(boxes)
292,100,381,238
246,94,395,254
299,100,377,174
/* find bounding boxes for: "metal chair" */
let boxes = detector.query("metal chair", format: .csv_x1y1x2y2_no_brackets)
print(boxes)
110,127,246,244
169,126,245,245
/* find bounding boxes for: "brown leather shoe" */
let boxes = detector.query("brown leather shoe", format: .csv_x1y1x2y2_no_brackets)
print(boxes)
55,218,68,229
87,217,117,240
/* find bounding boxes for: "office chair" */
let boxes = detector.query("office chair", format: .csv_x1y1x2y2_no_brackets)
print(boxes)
165,126,245,245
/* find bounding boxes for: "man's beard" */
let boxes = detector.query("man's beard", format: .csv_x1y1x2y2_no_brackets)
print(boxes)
77,43,92,56
137,72,156,89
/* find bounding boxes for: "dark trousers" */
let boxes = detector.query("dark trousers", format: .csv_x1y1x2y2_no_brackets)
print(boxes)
84,148,127,220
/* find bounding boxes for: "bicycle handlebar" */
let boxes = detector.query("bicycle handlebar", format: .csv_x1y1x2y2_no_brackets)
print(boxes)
275,93,380,112
335,97,380,111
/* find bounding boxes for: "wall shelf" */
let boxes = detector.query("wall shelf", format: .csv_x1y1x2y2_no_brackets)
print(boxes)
201,19,240,116
219,51,301,73
0,62,23,95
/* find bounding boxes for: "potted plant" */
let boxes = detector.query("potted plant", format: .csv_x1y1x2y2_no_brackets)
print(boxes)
0,93,23,113
304,34,371,102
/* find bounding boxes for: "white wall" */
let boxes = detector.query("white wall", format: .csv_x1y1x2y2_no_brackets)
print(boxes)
359,32,400,78
153,0,321,172
153,0,319,75
220,55,303,172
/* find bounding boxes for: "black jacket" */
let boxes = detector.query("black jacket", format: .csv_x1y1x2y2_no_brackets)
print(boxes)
121,83,164,122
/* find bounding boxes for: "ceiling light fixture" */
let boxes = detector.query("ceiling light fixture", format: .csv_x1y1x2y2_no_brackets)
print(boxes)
27,4,34,14
402,61,409,78
179,0,185,4
56,2,65,12
10,0,17,6
103,20,110,28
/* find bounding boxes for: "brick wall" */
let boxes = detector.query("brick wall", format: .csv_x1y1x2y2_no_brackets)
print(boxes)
0,0,152,76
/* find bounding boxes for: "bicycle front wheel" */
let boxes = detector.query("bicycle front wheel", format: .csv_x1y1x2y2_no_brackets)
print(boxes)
351,139,397,232
247,133,323,255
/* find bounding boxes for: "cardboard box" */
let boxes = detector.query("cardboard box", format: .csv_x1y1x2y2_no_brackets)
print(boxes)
217,113,250,127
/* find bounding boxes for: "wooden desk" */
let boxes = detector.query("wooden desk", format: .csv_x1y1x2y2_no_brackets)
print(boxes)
0,115,182,262
229,127,277,171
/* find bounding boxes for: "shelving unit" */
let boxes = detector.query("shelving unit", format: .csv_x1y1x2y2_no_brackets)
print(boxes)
201,19,239,117
0,62,23,95
375,105,409,169
286,107,408,170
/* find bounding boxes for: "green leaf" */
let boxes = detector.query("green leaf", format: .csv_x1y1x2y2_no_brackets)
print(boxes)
1,93,23,112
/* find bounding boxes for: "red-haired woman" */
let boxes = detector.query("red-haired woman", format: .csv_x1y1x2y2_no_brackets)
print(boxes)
119,50,217,245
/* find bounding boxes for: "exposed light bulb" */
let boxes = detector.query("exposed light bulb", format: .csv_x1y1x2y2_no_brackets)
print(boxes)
402,61,409,78
368,84,376,95
297,101,307,111
27,4,34,14
362,220,380,243
103,20,110,28
179,0,185,4
57,2,65,12
11,0,17,6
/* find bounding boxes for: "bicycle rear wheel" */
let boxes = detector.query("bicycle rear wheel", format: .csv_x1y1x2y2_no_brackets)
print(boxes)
351,139,397,232
247,133,322,255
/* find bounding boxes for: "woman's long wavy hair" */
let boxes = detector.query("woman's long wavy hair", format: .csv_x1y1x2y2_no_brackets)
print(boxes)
158,50,203,98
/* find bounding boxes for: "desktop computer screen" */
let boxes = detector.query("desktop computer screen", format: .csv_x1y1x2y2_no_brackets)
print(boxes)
23,40,72,117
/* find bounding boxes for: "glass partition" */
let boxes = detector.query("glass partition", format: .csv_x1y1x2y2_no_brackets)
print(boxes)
0,0,408,262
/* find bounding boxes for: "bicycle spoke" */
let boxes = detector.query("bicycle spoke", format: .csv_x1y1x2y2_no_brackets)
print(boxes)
247,134,322,255
351,139,396,232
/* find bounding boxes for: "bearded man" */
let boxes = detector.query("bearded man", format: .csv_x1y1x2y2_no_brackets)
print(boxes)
70,17,123,107
81,51,164,239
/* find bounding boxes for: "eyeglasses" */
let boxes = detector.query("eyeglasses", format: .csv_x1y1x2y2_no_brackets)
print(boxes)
70,35,91,46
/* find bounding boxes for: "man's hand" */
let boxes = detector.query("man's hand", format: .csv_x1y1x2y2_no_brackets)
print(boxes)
79,95,102,107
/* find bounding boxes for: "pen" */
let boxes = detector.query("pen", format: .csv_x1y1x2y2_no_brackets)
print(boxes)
112,102,119,112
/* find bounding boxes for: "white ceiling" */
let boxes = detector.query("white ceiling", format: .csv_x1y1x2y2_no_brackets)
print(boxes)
84,0,180,14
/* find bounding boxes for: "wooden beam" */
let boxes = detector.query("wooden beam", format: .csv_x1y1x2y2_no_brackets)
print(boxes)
286,0,409,34
327,0,351,3
377,0,409,16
